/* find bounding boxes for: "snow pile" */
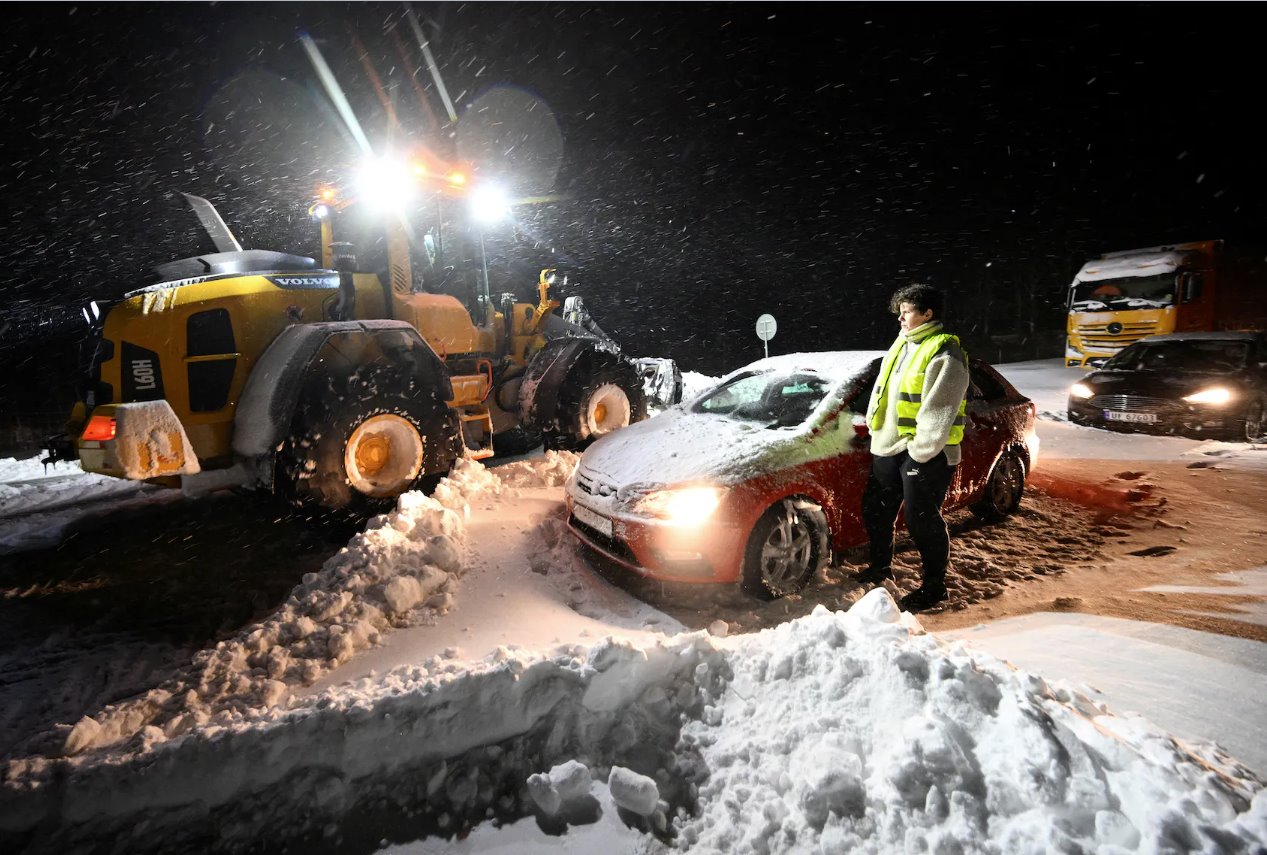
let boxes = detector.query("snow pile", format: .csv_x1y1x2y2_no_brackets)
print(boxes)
0,456,74,483
478,449,579,490
0,621,724,851
672,590,1266,853
24,454,580,766
681,370,720,402
0,456,150,517
0,456,161,553
7,590,1263,852
527,759,595,815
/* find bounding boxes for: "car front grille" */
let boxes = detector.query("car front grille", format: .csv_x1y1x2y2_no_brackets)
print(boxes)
574,465,618,498
1074,321,1159,351
1090,394,1179,415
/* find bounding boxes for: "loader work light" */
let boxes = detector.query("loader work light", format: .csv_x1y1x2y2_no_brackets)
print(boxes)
470,184,510,223
357,157,416,212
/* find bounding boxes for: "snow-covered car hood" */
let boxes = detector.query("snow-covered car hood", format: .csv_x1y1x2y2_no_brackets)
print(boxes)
577,405,871,498
577,408,805,490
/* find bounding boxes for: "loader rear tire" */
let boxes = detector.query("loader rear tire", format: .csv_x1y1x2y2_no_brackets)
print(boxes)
277,360,461,516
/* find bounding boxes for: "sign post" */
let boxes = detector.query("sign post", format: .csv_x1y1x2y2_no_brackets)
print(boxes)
755,313,777,359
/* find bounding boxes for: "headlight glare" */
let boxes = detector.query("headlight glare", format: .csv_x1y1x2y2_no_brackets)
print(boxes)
1183,386,1232,405
634,486,721,524
1069,382,1094,400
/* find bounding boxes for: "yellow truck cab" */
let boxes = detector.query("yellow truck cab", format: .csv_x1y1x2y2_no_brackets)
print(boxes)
1066,240,1267,368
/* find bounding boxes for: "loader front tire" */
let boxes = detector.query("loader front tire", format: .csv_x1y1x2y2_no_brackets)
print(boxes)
548,361,647,450
277,360,461,516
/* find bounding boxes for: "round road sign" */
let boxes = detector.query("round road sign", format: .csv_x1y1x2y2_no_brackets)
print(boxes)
755,313,778,341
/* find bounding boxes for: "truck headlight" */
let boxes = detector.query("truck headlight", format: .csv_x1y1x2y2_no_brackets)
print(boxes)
1183,387,1232,405
1069,382,1094,400
632,486,721,524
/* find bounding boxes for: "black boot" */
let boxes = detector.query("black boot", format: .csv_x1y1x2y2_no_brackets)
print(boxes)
899,585,947,613
854,567,894,586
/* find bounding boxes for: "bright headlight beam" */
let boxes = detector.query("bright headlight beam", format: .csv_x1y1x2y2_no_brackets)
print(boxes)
1069,382,1094,400
405,8,458,124
299,33,372,156
1184,386,1232,405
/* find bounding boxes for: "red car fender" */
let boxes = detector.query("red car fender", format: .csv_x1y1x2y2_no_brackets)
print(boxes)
714,453,869,580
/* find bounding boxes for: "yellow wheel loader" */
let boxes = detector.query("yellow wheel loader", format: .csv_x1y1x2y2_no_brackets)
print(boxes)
43,188,668,514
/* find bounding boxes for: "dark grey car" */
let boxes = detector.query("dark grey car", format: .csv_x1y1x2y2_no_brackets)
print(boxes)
1067,331,1267,442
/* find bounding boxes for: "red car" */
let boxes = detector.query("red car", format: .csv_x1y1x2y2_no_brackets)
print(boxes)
565,351,1038,599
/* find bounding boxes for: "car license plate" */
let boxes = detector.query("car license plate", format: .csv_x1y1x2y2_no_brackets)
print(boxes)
573,503,613,538
1104,411,1158,424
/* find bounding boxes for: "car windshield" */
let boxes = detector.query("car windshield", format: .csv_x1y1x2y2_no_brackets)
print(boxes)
1106,340,1249,373
1069,274,1177,311
691,370,832,426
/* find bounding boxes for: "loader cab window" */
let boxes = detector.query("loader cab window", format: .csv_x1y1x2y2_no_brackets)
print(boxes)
187,309,237,413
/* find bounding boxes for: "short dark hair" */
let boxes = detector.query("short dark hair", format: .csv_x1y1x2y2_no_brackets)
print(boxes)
889,283,944,319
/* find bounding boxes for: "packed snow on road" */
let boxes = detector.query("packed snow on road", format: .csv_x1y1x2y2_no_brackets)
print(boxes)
1,360,1265,853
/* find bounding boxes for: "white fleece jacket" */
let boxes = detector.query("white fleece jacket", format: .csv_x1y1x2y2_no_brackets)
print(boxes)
866,320,971,465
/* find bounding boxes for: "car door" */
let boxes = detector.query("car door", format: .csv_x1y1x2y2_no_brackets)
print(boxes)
949,362,1012,508
817,360,881,547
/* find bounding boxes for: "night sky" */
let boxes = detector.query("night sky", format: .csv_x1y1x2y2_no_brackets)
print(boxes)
2,2,1264,417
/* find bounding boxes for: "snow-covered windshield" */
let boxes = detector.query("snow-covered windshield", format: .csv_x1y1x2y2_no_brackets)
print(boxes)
691,370,832,426
1106,339,1249,373
1069,273,1177,312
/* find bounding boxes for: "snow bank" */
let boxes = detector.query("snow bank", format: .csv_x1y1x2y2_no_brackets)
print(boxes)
681,370,720,402
0,456,150,518
12,452,580,768
0,615,722,852
672,591,1266,854
0,456,162,553
7,590,1263,853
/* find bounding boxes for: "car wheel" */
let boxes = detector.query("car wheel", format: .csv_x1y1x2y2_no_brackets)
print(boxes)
1245,398,1267,444
741,497,829,599
970,448,1026,521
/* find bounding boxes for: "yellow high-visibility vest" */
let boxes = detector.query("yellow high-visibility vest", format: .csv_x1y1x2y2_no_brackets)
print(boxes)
869,333,967,445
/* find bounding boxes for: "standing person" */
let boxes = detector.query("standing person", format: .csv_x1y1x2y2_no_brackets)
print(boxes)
855,283,971,612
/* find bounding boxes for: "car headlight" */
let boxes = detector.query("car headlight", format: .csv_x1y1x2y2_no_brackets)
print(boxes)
631,486,721,524
1069,382,1094,400
1183,386,1233,405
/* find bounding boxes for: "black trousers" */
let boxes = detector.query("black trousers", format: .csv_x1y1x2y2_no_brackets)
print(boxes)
861,450,954,590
